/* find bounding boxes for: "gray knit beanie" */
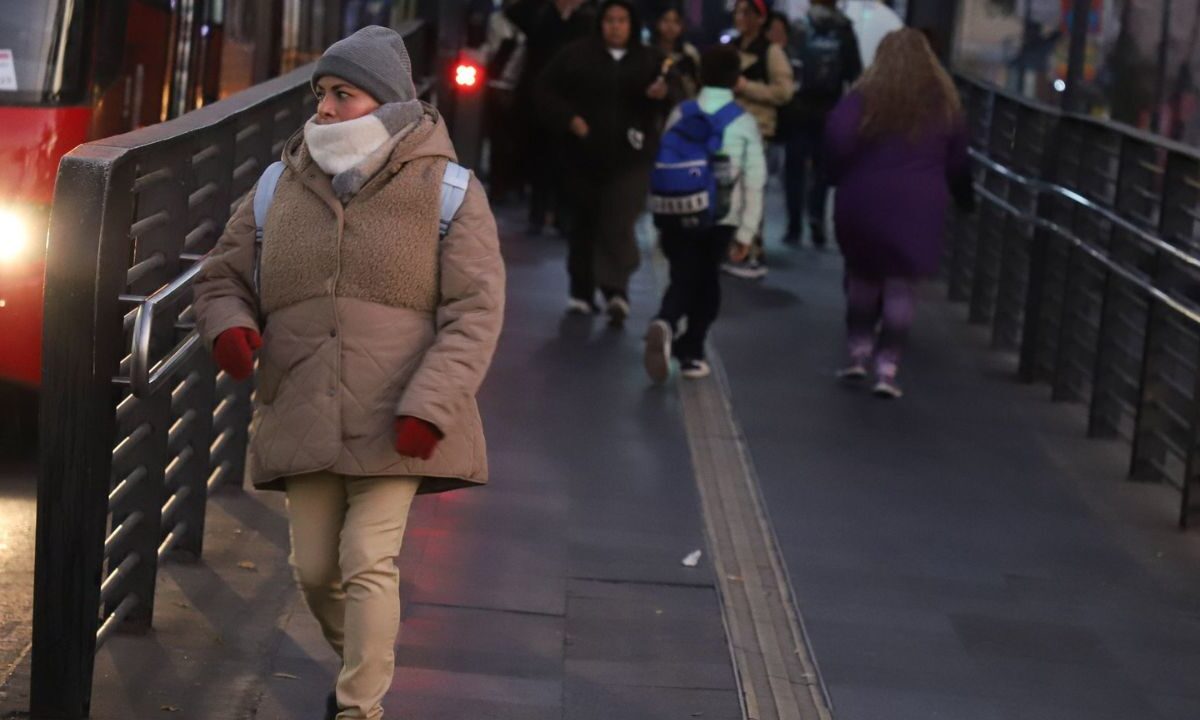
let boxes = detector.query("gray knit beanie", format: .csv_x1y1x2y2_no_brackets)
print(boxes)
312,25,416,104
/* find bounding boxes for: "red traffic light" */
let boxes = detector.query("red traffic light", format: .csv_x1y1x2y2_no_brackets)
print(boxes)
454,62,481,89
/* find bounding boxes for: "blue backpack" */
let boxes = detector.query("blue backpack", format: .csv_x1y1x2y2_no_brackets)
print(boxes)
649,100,744,230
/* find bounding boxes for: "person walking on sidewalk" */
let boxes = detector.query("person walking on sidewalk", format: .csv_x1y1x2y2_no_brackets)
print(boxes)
644,44,766,382
538,0,669,324
193,26,505,720
824,28,970,399
652,3,702,107
785,0,862,248
723,0,793,280
507,0,595,236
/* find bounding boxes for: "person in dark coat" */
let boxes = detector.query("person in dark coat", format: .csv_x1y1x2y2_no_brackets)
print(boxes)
824,28,970,399
507,0,596,234
786,0,862,248
538,0,668,323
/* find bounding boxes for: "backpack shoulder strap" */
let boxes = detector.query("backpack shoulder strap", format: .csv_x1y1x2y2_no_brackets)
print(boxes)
440,162,471,238
678,100,703,118
253,161,286,238
709,101,745,133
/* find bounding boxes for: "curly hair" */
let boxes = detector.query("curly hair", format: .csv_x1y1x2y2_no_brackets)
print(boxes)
856,28,963,141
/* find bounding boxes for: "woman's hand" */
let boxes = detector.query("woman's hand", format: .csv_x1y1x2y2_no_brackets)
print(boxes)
646,77,669,100
569,115,590,138
394,416,443,460
733,76,748,96
213,327,262,381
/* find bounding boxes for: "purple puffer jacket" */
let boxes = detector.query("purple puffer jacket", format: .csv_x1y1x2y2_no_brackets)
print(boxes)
824,91,969,279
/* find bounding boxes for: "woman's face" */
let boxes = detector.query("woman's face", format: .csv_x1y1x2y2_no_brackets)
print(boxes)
657,10,683,44
733,2,763,37
766,17,788,46
602,5,632,49
314,76,380,125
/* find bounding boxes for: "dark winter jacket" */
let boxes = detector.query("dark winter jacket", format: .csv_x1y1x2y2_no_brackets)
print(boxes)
790,5,863,126
508,0,596,100
537,1,666,184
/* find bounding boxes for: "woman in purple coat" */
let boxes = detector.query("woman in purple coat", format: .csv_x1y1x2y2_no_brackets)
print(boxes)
824,28,970,399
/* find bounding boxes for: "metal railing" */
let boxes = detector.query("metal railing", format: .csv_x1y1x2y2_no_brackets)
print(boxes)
949,74,1200,529
31,20,431,719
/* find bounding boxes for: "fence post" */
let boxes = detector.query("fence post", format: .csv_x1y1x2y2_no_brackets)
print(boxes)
31,150,135,720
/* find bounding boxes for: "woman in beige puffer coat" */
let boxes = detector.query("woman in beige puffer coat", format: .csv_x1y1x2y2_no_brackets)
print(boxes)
193,26,504,720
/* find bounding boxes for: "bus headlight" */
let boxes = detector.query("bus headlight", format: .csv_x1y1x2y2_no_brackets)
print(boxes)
0,208,31,263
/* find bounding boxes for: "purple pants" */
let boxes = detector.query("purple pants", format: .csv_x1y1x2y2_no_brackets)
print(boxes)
845,274,915,378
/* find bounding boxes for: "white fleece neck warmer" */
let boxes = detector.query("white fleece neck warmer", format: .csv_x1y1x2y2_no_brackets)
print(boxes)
303,112,392,176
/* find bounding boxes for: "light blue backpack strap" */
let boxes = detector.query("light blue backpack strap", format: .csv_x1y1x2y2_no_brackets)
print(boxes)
252,161,285,296
253,161,285,235
439,162,471,238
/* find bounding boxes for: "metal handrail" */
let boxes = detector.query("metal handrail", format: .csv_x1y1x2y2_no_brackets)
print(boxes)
973,183,1200,327
969,148,1200,274
121,261,205,397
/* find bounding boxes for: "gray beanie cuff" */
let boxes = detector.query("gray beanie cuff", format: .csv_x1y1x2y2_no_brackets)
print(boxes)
313,55,410,105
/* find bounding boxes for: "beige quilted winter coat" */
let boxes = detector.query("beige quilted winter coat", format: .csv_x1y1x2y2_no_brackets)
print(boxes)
194,106,505,493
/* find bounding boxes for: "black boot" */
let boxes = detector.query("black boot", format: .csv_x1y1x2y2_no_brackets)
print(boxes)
324,690,338,720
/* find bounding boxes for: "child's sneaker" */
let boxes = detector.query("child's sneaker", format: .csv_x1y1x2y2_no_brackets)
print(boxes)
680,358,712,379
721,258,768,280
644,320,673,383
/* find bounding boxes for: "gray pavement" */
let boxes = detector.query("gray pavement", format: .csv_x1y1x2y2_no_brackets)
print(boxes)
714,191,1200,720
0,460,34,699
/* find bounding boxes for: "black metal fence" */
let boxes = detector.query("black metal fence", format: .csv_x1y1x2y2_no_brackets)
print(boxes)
31,20,430,719
950,74,1200,529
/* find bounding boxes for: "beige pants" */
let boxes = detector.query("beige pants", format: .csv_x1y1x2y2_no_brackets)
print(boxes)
286,471,421,720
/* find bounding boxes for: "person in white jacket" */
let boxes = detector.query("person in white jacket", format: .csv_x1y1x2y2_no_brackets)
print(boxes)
644,44,766,381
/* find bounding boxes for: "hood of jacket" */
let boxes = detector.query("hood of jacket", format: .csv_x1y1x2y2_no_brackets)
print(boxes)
595,0,644,47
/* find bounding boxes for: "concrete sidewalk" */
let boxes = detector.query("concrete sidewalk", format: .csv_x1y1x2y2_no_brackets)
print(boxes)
1,203,742,720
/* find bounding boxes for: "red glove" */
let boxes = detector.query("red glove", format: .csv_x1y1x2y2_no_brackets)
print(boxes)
394,416,442,460
213,327,262,380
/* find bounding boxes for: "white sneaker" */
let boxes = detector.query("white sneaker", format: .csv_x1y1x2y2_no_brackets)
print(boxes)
680,358,712,379
836,364,868,382
606,296,631,324
643,320,673,383
872,376,903,399
567,298,594,315
721,258,768,280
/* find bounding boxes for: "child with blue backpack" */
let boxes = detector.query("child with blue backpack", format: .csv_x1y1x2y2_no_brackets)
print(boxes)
644,44,766,381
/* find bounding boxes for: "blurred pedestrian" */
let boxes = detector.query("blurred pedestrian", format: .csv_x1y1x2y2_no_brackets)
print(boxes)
539,0,669,323
193,26,506,719
723,0,793,279
786,0,861,248
824,28,970,399
651,3,702,107
644,44,766,382
508,0,596,235
483,0,528,202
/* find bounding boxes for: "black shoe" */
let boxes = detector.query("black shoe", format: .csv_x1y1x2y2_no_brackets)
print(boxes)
325,690,338,720
606,295,630,326
782,225,801,246
809,223,827,249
